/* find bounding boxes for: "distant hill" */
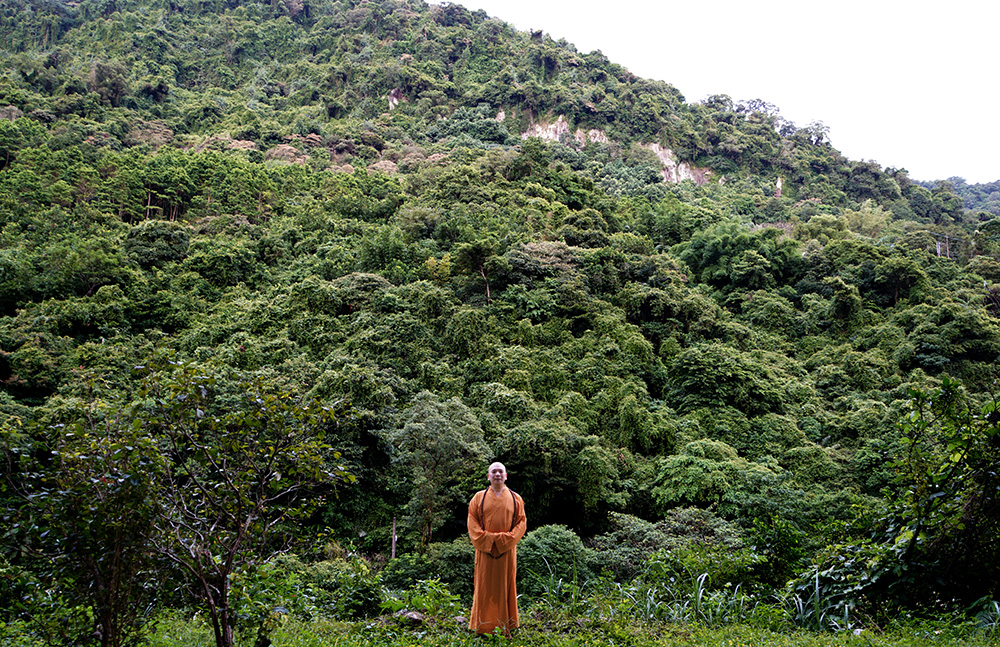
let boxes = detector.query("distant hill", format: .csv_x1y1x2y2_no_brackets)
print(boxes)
0,0,979,221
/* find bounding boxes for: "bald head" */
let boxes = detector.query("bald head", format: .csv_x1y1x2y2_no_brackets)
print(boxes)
487,462,507,492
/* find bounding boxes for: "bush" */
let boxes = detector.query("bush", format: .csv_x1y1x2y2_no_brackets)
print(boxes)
124,220,190,268
240,554,382,622
517,524,595,598
590,508,768,592
645,539,764,593
378,579,464,622
381,537,475,601
587,512,675,582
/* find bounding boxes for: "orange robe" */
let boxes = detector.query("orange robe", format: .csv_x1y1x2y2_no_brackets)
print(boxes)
467,486,527,635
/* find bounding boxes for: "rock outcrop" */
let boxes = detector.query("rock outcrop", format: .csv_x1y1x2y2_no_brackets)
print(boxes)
521,115,710,185
643,143,711,185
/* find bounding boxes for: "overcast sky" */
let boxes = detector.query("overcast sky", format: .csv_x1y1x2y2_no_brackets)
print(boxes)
434,0,999,184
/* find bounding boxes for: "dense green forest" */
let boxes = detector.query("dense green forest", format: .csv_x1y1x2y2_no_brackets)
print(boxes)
918,177,1000,217
1,1,999,646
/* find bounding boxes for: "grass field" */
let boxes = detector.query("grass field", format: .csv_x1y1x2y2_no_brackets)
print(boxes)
144,613,999,647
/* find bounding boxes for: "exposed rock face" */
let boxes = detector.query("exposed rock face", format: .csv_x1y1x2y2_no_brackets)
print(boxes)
520,116,609,147
583,129,609,145
227,139,258,151
285,132,323,148
520,115,711,186
643,143,710,185
387,88,405,110
521,115,572,141
128,120,175,149
0,105,24,120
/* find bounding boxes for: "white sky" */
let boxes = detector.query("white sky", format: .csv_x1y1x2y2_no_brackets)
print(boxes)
435,0,1000,184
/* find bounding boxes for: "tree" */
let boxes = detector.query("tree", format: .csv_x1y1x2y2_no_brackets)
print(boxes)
667,342,793,416
2,381,165,647
494,418,626,533
322,168,404,222
386,391,489,550
139,361,354,647
453,239,498,304
843,200,891,238
873,254,928,306
929,182,965,225
124,219,191,268
880,377,1000,605
676,222,802,294
0,117,47,170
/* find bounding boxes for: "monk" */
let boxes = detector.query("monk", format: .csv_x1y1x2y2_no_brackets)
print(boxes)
467,461,527,635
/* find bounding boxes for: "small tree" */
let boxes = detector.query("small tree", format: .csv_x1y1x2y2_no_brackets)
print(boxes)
1,381,164,647
139,361,354,647
387,391,488,550
884,376,1000,605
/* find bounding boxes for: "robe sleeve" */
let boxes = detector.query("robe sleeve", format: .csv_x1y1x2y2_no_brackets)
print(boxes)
490,492,526,555
467,490,498,553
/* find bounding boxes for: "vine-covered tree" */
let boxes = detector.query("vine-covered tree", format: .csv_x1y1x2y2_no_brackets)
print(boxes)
387,391,489,550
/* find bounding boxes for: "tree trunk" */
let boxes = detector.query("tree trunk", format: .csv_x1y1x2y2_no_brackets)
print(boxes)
479,266,491,305
204,576,235,647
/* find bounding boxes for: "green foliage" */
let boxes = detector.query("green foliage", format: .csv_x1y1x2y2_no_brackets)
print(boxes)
125,219,190,268
323,169,404,222
0,358,356,647
1,0,999,637
426,103,514,147
0,118,47,171
238,553,381,623
667,342,799,416
379,579,464,624
0,555,94,647
748,516,807,587
2,381,164,647
788,561,864,632
386,391,488,550
878,377,1000,605
588,508,777,592
676,222,802,294
381,537,475,601
495,419,626,531
140,610,1000,647
586,512,676,582
651,508,760,586
517,524,595,598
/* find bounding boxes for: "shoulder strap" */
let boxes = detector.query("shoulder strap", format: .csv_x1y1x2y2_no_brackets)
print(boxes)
479,488,519,531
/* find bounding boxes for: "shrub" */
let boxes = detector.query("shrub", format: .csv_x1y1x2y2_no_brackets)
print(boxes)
517,524,595,598
587,512,674,582
242,554,382,622
378,579,464,623
380,538,475,601
124,220,190,268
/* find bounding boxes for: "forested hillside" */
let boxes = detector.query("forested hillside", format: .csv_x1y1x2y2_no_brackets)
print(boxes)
1,1,999,646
